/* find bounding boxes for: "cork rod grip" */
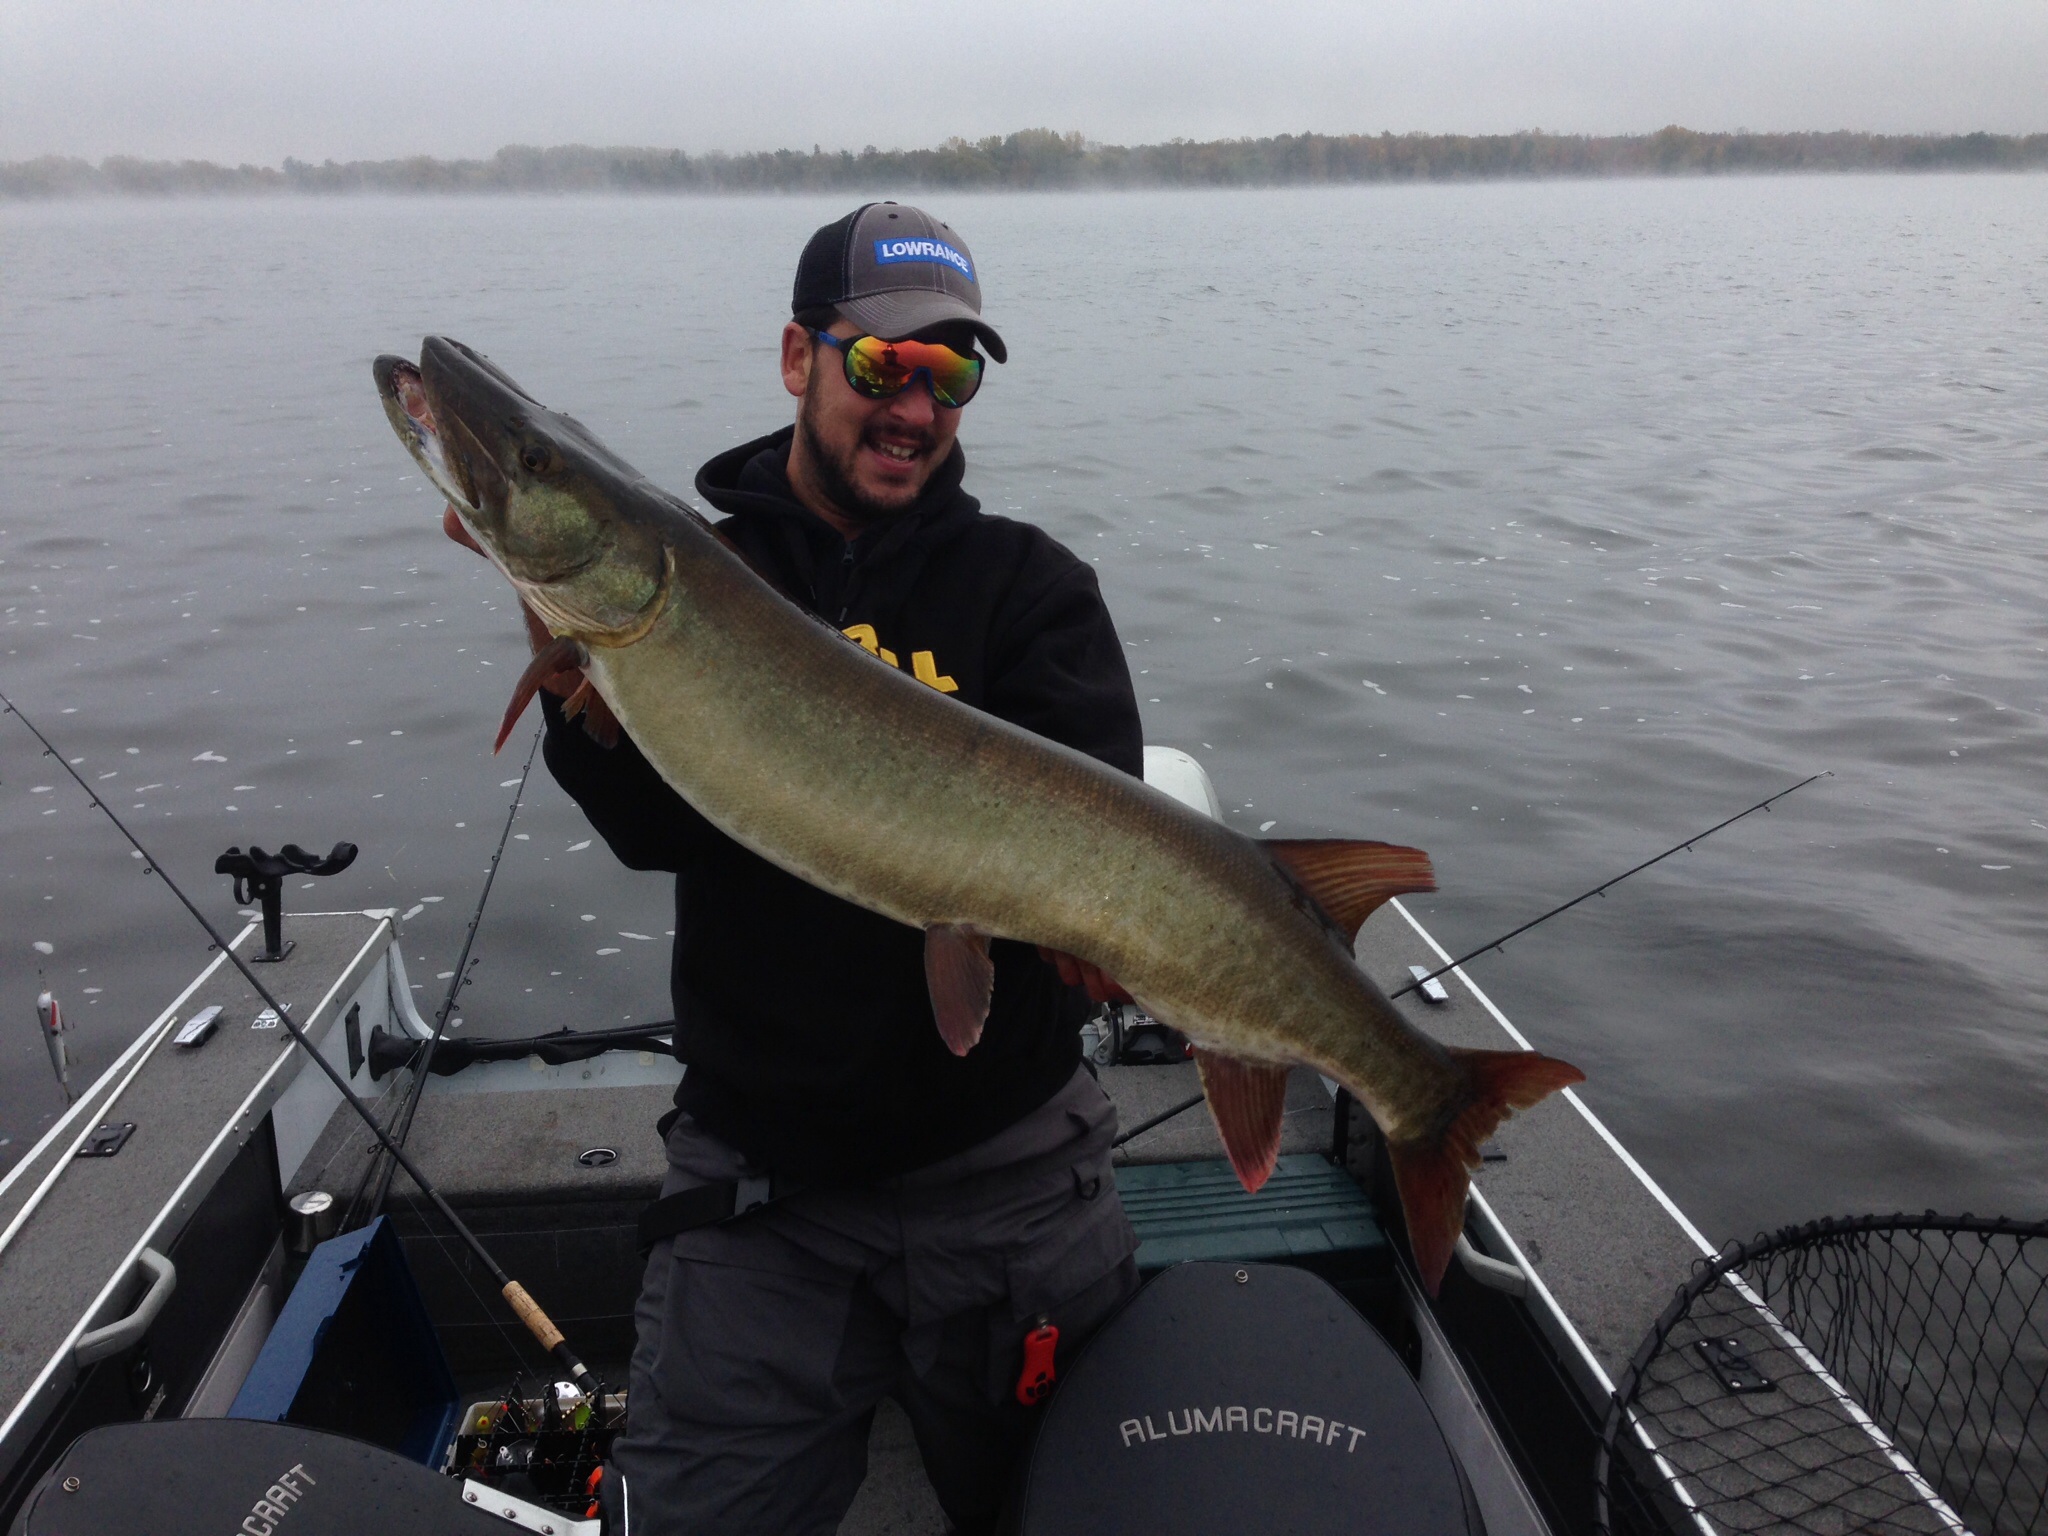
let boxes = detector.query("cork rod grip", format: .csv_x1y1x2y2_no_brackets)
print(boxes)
502,1280,566,1352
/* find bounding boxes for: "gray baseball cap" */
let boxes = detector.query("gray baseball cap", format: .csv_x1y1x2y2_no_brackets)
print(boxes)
792,202,1007,364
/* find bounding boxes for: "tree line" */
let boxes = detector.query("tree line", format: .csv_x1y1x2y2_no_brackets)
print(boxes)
6,127,2045,198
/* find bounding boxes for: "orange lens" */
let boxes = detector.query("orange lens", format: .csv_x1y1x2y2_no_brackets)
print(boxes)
842,336,983,408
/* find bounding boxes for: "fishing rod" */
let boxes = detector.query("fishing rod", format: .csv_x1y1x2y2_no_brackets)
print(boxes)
1112,771,1830,1149
348,725,542,1229
0,689,600,1396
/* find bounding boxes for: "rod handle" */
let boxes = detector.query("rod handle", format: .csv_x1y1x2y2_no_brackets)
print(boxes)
501,1279,565,1352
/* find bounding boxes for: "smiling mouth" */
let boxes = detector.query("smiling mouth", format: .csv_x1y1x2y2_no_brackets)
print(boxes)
866,432,931,466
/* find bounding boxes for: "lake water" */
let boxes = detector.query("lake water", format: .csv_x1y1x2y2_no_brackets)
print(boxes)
3,176,2044,1243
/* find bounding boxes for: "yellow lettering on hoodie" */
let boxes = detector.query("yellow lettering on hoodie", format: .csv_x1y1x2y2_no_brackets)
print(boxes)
841,624,898,668
912,651,958,693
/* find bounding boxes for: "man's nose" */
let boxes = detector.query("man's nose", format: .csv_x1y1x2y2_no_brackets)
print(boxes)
885,376,940,425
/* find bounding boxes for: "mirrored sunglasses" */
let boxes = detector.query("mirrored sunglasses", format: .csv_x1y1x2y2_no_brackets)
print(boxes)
814,331,985,409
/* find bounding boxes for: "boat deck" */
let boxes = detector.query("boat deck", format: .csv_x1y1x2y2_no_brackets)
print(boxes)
0,915,389,1481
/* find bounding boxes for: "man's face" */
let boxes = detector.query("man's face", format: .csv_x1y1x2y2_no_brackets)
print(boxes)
781,320,965,530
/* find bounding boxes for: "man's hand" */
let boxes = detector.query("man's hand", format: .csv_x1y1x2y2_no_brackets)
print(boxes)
1037,947,1134,1005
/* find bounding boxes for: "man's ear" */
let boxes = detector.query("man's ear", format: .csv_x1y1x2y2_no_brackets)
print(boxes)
780,322,814,400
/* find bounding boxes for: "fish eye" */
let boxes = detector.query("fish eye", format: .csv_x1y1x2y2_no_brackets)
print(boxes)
519,444,554,474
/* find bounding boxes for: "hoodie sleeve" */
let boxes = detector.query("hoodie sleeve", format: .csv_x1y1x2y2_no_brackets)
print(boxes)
984,550,1144,779
539,692,717,873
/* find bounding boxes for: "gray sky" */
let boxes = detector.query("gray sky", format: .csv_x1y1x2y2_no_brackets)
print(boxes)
3,0,2043,164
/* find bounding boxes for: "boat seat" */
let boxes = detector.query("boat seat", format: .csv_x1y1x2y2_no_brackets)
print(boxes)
7,1418,514,1536
1017,1260,1483,1535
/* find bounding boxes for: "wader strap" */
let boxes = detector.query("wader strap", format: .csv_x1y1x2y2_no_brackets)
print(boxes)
636,1174,782,1255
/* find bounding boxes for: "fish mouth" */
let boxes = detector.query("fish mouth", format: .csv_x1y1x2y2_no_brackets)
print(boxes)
373,354,477,513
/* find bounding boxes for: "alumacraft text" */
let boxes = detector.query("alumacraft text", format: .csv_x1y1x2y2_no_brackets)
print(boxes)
238,1461,316,1536
1119,1406,1367,1451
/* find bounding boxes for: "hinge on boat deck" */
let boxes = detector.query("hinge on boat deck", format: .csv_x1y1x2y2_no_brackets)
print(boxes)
461,1479,602,1535
1696,1334,1774,1394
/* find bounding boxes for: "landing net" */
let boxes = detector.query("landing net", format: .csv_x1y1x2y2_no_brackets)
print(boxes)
1596,1213,2047,1536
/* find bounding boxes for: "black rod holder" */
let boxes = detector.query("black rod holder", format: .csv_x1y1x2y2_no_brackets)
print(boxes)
214,842,357,962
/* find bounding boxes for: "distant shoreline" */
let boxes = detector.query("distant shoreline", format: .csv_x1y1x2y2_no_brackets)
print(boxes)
6,127,2045,199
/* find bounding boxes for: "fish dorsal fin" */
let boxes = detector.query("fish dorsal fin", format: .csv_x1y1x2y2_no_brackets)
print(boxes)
924,923,994,1057
1194,1048,1292,1193
1263,839,1436,943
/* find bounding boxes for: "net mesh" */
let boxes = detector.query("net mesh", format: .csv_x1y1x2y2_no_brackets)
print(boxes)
1597,1214,2048,1536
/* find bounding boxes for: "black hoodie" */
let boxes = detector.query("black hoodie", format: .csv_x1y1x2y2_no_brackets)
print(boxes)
539,427,1142,1183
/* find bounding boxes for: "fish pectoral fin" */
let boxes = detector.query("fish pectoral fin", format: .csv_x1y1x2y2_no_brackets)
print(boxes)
497,637,591,753
924,923,995,1057
1384,1046,1585,1297
1262,839,1437,943
1194,1049,1292,1194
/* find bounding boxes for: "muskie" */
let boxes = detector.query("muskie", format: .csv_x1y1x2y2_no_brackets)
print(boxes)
373,337,1582,1293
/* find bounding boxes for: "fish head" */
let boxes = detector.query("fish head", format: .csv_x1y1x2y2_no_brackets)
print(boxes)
374,337,673,645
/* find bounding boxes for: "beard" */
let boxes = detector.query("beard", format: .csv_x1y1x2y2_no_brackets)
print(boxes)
796,375,939,531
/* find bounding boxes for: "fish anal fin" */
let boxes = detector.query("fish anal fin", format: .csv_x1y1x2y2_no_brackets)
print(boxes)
1194,1048,1291,1193
924,923,994,1057
1386,1047,1584,1295
498,637,589,753
1263,839,1437,942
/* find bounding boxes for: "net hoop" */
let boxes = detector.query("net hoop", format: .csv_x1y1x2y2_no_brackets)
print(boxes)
1595,1210,2048,1536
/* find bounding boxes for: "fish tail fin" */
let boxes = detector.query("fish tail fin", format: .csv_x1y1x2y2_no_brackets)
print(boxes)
1385,1047,1584,1296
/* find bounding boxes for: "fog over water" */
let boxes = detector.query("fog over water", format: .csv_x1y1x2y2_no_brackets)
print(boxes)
2,176,2045,1242
3,0,2045,162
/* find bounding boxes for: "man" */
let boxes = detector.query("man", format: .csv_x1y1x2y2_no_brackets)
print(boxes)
475,203,1145,1535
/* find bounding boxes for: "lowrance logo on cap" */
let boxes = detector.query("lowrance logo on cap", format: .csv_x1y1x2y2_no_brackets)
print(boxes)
872,237,973,280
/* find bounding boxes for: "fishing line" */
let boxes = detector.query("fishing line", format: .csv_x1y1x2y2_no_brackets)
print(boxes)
394,1183,535,1375
348,723,543,1228
1387,771,1830,1001
1114,772,1831,1148
0,689,600,1395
